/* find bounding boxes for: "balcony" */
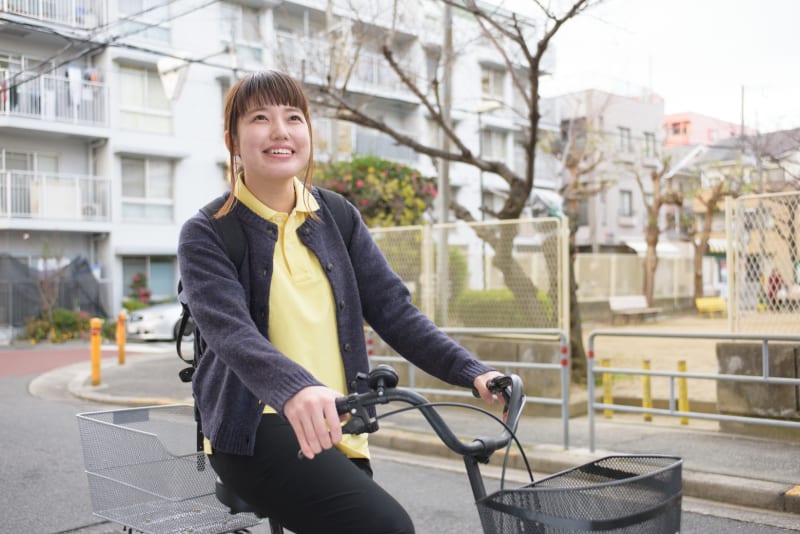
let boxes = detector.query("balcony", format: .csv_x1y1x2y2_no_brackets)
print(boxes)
1,71,107,128
0,170,111,227
276,32,417,100
1,0,105,29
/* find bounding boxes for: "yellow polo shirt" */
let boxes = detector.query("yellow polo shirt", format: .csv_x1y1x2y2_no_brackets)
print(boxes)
205,178,368,459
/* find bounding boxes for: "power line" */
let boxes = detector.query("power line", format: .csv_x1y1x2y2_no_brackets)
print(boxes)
1,0,219,92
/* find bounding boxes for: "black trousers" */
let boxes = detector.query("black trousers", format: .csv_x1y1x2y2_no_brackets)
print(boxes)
208,414,415,534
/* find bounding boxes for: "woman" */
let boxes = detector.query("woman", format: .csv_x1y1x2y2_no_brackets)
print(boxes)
178,70,503,534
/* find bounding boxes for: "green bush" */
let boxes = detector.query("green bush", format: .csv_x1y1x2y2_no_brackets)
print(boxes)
122,299,149,312
23,308,93,344
102,319,117,340
453,289,525,327
453,288,554,328
315,156,437,227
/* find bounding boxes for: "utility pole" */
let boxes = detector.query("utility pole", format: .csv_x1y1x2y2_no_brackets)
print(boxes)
436,3,453,324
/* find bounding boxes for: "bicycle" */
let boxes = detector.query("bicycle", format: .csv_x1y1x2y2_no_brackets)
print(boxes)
76,365,683,533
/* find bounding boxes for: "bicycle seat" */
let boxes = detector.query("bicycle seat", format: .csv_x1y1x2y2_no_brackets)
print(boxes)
215,477,266,519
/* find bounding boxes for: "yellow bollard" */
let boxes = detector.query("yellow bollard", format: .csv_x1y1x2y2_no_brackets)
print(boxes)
678,360,689,425
116,310,127,365
642,359,653,422
601,358,613,419
90,317,103,386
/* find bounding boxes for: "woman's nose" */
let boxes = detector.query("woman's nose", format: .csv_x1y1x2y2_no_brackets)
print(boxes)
271,119,289,139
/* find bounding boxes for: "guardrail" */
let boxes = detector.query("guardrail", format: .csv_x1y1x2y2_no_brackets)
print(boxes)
586,329,800,452
366,327,572,449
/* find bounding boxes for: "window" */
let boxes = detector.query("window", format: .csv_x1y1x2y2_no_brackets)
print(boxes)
121,156,174,221
480,129,507,160
643,132,656,157
617,127,632,152
118,0,170,43
220,3,262,64
119,65,171,133
619,189,633,217
122,256,176,301
480,66,505,100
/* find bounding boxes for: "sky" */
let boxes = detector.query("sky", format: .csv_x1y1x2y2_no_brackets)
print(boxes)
502,0,800,133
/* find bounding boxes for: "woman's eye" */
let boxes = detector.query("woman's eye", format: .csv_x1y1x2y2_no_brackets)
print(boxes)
254,114,268,121
290,114,304,122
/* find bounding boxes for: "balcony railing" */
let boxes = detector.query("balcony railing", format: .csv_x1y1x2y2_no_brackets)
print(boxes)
0,71,106,127
276,32,416,95
2,0,105,28
0,170,110,222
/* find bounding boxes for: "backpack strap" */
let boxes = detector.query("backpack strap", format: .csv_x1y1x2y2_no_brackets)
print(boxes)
177,195,246,365
317,187,354,249
200,195,246,269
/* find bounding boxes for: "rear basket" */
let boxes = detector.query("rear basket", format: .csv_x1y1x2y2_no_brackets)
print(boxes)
476,455,682,533
76,404,261,534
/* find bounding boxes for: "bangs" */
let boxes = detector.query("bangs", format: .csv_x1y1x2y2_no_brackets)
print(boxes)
233,71,309,117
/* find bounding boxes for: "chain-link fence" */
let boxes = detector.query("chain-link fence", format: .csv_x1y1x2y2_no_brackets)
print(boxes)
370,217,568,331
731,191,800,333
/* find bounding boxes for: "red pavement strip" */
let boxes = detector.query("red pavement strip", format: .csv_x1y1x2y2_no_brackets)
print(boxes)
0,346,121,377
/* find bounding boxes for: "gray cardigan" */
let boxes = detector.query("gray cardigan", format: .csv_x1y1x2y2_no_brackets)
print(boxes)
177,188,493,455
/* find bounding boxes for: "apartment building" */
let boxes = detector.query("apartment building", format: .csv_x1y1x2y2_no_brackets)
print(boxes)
540,88,682,255
0,0,538,335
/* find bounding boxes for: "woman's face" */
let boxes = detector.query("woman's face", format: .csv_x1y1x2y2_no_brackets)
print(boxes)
233,103,311,184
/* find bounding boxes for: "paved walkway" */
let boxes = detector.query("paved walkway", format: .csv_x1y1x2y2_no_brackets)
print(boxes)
22,328,800,518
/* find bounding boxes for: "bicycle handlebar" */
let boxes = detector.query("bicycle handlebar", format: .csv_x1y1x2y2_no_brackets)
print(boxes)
334,367,525,461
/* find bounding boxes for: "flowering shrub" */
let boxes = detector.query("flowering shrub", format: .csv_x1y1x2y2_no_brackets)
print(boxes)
314,156,437,227
24,308,91,343
128,272,152,303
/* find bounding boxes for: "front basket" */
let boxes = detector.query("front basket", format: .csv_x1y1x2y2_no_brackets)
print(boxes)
476,455,682,534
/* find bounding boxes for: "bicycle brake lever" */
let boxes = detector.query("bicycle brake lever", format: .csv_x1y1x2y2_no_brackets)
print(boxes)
472,376,513,414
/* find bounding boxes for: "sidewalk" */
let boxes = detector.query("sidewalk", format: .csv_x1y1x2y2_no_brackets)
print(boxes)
29,342,800,516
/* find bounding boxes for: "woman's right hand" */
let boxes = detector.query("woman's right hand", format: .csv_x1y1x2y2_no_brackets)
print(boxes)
283,386,344,460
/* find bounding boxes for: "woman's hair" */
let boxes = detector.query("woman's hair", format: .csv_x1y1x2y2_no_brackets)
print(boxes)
216,70,315,217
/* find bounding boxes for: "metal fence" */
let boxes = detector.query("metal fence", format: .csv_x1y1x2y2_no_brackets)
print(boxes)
730,191,800,333
0,170,110,221
370,217,569,332
367,327,572,449
2,0,105,28
0,71,106,126
586,329,800,452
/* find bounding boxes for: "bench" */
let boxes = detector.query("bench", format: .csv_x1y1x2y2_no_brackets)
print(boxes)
695,296,726,318
608,295,662,324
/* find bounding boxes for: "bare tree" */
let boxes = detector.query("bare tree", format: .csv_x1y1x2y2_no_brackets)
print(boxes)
303,0,601,368
543,114,610,380
633,158,682,306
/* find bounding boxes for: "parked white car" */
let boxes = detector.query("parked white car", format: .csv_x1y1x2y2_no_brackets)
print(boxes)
127,301,194,342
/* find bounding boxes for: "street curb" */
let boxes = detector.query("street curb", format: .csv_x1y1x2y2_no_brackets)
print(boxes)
370,428,797,514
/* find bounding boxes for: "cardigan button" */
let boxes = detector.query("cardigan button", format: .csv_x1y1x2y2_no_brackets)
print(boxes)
302,227,310,235
326,263,334,271
338,300,345,310
343,343,351,352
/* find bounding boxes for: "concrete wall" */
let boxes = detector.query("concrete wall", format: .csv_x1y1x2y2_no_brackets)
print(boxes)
716,342,800,439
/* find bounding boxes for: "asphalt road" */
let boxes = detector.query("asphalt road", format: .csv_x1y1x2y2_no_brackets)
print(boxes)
1,348,798,533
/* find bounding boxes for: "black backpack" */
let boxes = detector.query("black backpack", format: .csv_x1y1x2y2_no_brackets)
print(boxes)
176,188,354,383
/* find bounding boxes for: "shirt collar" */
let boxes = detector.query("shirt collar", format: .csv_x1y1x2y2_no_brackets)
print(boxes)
234,177,319,221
